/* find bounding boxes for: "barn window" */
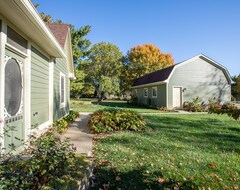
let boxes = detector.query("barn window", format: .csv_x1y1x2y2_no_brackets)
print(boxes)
144,88,148,98
133,89,137,97
60,72,65,107
152,87,157,98
5,58,22,116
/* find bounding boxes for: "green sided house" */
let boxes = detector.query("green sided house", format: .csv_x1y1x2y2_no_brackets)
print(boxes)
0,0,74,152
132,54,232,109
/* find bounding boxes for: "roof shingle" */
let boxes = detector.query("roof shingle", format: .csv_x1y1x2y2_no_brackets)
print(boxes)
132,65,175,86
47,23,69,48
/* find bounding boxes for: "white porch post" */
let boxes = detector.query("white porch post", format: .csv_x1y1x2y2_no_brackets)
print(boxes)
0,20,7,150
24,42,31,141
49,58,54,123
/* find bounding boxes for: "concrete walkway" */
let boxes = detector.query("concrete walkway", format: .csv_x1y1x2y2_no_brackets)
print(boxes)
63,112,93,157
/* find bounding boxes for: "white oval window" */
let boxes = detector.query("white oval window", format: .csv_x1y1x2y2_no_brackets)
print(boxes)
5,58,22,116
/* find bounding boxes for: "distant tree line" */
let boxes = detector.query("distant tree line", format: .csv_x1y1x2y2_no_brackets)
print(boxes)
231,75,240,100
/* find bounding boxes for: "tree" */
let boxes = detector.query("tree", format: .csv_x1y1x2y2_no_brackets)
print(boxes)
71,25,91,66
33,1,92,97
70,26,92,97
85,42,123,100
236,75,240,98
121,44,174,92
231,75,237,99
70,69,85,98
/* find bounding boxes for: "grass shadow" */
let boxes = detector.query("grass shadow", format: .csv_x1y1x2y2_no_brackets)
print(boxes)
143,114,240,153
91,166,197,190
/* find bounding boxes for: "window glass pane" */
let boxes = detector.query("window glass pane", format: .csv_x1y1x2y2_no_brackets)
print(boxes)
152,87,157,97
7,27,27,53
5,58,22,116
144,88,148,97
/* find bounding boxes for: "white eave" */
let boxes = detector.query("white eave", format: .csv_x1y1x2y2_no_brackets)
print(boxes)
0,0,66,58
64,29,75,78
131,81,167,89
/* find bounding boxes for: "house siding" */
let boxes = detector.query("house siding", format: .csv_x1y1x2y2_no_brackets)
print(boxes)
31,46,49,126
168,58,231,109
53,57,70,121
135,84,167,108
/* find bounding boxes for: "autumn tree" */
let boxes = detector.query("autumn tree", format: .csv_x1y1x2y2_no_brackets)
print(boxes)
85,42,123,100
231,75,237,99
121,44,174,92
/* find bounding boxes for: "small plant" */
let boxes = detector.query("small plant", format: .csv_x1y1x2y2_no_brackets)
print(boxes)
88,108,146,133
63,110,79,123
208,97,222,112
53,119,68,133
53,110,79,133
159,106,170,112
183,97,207,112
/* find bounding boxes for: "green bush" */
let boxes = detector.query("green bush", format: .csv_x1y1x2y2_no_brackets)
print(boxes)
0,130,89,190
88,108,146,133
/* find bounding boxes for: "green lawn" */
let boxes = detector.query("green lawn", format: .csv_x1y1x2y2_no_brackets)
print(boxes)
92,114,240,190
70,99,164,113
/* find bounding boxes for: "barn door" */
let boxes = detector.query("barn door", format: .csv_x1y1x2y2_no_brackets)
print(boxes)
173,87,182,109
4,54,24,152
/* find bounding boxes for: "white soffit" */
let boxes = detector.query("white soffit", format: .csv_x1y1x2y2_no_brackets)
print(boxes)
0,0,66,58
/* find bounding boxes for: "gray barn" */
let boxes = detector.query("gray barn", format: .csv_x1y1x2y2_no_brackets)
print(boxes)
132,54,232,109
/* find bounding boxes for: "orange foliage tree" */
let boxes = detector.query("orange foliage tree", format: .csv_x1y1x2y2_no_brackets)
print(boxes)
121,44,174,92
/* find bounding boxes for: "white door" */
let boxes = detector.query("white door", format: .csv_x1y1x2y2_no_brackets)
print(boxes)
173,87,182,109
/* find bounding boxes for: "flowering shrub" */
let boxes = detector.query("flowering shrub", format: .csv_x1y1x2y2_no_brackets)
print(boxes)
53,110,79,133
88,108,146,133
208,98,240,120
183,97,207,112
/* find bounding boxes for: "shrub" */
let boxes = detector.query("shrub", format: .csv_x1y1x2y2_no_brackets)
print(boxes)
127,96,138,106
208,98,240,120
0,130,89,190
183,97,207,112
53,110,79,133
88,108,146,133
63,110,79,123
53,119,68,133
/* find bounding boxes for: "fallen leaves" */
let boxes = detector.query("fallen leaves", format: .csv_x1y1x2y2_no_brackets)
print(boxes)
209,163,217,169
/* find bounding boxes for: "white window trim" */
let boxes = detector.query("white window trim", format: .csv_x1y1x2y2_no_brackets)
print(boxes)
60,72,66,108
144,88,148,98
152,87,157,98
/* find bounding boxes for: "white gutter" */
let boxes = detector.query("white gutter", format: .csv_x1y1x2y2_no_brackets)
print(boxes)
132,81,167,89
13,0,66,58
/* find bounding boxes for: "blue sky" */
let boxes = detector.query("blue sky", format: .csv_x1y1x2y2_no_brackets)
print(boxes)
34,0,240,76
